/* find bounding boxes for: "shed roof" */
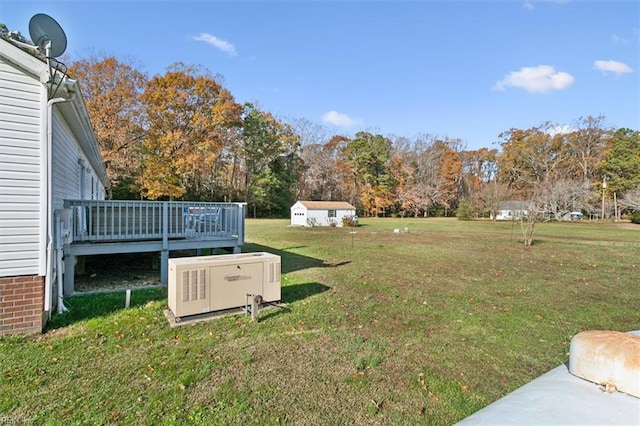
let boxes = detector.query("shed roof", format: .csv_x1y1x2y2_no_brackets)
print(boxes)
295,201,356,210
499,201,530,210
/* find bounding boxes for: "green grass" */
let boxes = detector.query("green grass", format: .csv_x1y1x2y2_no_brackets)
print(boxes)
1,218,638,425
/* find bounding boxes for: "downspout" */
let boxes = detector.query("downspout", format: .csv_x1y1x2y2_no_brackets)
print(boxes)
55,218,67,314
46,95,72,317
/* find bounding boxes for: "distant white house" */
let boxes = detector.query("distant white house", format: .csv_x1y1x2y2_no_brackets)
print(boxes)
562,211,584,221
290,201,356,227
493,201,583,222
493,201,530,221
0,36,109,335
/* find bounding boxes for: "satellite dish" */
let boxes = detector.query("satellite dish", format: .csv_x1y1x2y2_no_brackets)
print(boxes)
29,13,67,58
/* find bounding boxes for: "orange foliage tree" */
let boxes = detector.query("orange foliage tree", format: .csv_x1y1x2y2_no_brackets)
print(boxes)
138,63,242,200
68,55,147,198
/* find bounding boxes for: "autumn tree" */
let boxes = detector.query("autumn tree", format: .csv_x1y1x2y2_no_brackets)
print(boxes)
138,63,242,200
388,136,417,217
496,125,565,195
345,132,394,216
68,54,147,198
498,123,603,219
331,136,359,206
397,134,440,216
565,115,611,182
298,135,352,202
459,148,497,189
208,127,244,202
241,104,301,216
459,148,498,217
436,140,463,215
288,118,333,201
395,135,464,217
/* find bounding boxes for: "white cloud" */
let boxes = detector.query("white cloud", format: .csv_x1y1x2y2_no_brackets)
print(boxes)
493,65,574,93
594,60,633,76
611,33,628,44
322,111,362,127
547,124,575,136
191,33,237,56
523,0,569,10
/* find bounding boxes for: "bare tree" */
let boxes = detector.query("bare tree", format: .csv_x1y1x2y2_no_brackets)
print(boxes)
519,210,539,246
287,117,330,148
619,186,640,211
539,178,592,220
480,181,513,221
566,115,611,182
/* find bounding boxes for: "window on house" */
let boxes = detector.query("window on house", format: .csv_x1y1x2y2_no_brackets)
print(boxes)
328,210,336,218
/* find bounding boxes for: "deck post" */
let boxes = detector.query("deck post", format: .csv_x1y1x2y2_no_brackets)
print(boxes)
237,203,246,247
63,243,75,296
160,202,169,285
160,250,169,285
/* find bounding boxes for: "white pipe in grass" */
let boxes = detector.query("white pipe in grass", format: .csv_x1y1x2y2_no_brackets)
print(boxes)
125,289,131,308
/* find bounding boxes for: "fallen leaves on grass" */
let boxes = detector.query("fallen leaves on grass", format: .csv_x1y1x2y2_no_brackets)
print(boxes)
418,373,440,400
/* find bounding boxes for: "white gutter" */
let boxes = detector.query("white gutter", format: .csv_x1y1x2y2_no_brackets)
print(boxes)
40,86,51,317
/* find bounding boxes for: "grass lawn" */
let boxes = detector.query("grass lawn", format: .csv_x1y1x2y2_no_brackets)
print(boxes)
1,218,638,425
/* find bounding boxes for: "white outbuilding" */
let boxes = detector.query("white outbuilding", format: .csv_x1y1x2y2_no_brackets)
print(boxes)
290,201,356,227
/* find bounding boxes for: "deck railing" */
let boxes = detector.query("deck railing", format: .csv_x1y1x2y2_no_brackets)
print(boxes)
63,200,246,244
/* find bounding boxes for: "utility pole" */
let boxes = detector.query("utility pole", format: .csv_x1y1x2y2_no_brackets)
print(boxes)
601,177,607,223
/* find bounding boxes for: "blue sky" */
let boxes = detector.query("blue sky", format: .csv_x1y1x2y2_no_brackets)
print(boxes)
2,0,638,150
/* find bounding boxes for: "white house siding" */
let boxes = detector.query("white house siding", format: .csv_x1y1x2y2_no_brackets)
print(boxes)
0,57,45,277
494,201,530,221
51,109,104,208
307,209,333,226
307,208,354,227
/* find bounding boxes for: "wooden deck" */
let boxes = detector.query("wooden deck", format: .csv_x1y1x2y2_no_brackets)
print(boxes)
61,200,246,294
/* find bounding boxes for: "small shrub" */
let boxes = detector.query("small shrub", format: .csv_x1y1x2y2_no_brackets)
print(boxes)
630,211,640,224
342,215,358,227
456,199,473,221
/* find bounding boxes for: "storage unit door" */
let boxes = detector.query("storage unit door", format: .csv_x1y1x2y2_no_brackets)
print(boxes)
210,262,263,311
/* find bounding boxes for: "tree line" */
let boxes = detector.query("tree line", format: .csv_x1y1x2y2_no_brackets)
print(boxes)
69,56,640,220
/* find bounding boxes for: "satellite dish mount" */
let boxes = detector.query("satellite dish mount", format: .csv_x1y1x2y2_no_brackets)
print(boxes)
28,14,68,99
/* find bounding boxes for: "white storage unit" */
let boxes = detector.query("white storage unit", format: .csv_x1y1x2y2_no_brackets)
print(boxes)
290,201,356,227
168,252,281,318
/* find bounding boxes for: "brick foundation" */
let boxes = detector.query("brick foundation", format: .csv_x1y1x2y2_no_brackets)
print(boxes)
0,275,45,335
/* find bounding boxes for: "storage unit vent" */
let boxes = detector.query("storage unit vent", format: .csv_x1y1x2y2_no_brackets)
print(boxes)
268,261,281,284
182,269,207,302
168,252,281,319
